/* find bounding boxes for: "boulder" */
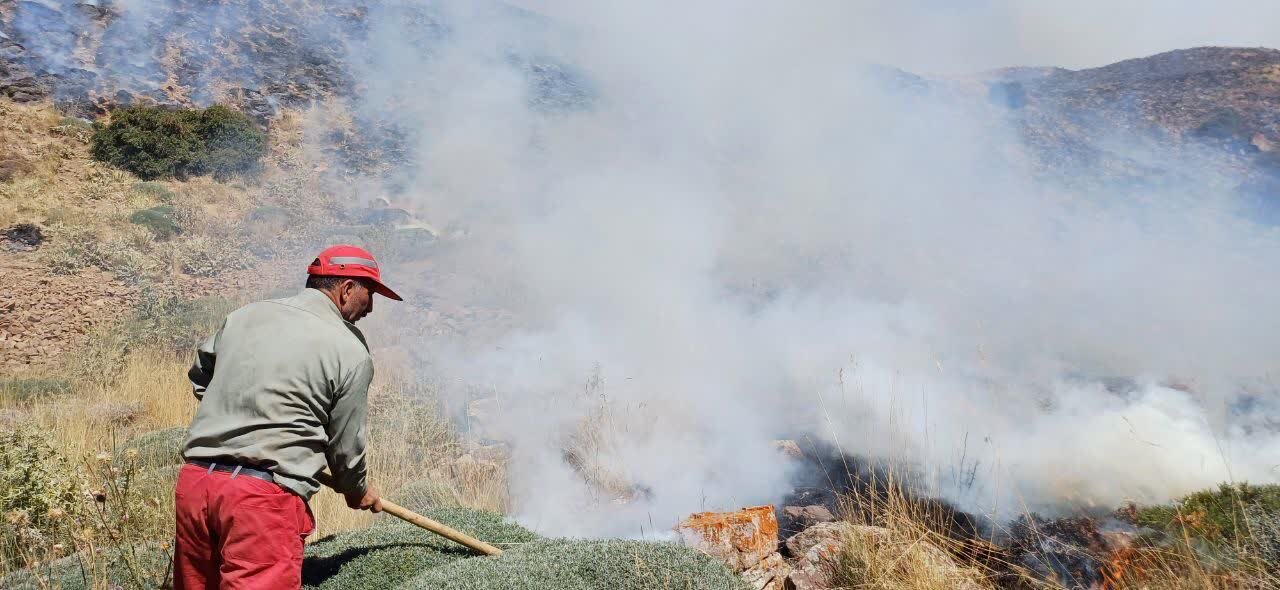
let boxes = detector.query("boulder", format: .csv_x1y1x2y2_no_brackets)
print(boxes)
740,551,790,590
677,505,779,572
779,505,835,537
784,522,852,590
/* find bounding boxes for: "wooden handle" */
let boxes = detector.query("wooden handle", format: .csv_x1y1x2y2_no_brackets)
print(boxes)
316,472,503,556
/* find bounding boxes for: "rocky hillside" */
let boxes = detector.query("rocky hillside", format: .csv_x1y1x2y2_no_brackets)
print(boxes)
3,3,1277,191
983,46,1280,190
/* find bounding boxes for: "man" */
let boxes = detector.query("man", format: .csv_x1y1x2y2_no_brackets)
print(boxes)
174,245,402,589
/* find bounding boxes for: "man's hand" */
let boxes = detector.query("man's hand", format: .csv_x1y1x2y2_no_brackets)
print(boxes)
344,486,383,513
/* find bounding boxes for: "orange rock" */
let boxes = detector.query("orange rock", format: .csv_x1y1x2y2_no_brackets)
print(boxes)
676,505,779,571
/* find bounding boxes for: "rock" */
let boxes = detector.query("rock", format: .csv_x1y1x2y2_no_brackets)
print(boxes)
677,505,779,572
784,522,853,590
780,505,835,537
741,551,790,590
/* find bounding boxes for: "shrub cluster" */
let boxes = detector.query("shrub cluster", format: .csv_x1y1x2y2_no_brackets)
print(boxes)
125,291,238,351
90,105,267,181
128,205,181,240
0,427,84,575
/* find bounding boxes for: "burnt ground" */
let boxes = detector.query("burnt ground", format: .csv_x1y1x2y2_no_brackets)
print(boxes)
777,438,1142,589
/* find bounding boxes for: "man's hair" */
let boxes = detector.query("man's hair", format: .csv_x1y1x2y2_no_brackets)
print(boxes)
305,274,346,292
306,275,373,293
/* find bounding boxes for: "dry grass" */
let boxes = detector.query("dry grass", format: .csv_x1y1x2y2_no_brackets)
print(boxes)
9,350,196,459
825,467,1280,590
1,343,511,555
831,473,1002,590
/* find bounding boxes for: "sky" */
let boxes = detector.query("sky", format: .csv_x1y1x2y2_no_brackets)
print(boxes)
516,0,1280,73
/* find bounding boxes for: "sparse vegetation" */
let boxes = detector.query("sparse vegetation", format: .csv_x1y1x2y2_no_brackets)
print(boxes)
128,205,181,240
0,426,85,573
125,292,237,352
0,378,73,403
90,105,267,181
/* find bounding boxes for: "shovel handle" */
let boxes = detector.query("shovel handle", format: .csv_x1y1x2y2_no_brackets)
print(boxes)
315,472,503,556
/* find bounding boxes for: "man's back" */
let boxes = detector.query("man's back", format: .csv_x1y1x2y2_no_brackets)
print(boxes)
183,288,374,499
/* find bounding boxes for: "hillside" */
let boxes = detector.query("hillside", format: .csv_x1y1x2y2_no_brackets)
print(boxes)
2,2,1280,589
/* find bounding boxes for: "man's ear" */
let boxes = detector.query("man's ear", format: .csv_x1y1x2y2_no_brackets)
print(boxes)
338,278,356,302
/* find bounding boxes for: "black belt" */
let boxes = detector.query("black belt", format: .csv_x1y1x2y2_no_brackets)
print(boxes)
187,459,275,483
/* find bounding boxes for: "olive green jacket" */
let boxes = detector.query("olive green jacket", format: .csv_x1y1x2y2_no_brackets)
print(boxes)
183,288,373,499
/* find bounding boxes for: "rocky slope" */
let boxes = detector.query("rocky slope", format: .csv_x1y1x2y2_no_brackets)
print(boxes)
2,2,1277,198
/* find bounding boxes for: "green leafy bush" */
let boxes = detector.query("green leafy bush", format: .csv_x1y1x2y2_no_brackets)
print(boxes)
1135,483,1280,545
117,427,188,470
42,224,162,285
90,105,267,181
172,235,251,278
125,291,237,351
0,378,73,403
0,427,84,574
128,205,181,240
302,506,538,590
0,544,171,590
131,181,175,202
401,540,749,590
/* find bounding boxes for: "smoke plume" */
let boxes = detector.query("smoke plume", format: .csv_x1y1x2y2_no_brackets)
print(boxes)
328,2,1280,536
18,0,1280,536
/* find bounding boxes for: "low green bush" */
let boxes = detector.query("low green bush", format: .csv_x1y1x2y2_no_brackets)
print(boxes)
125,291,238,351
0,544,171,590
0,427,84,575
117,427,188,469
302,506,538,590
172,235,250,278
1135,483,1280,546
0,378,73,403
401,539,749,590
90,105,267,181
131,181,175,202
128,205,181,240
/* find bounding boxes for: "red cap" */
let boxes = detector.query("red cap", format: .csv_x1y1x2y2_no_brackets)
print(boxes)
307,245,403,301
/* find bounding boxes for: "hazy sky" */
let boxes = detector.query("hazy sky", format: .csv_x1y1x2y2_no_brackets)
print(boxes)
517,0,1280,73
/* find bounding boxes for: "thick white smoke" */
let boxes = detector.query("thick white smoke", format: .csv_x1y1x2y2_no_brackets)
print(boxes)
329,1,1280,537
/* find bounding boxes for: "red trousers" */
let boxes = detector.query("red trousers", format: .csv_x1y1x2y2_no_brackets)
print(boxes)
173,463,315,590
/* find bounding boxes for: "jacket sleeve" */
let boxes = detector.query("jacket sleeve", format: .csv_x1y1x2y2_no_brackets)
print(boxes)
325,357,374,496
187,320,225,401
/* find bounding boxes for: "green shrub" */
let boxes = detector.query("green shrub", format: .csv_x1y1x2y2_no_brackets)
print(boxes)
193,105,269,180
0,427,84,574
117,427,188,469
1135,483,1280,543
0,378,73,403
302,506,538,590
125,291,238,351
0,544,171,590
173,235,251,277
43,226,157,284
90,105,267,181
401,540,749,590
131,181,175,202
128,205,181,240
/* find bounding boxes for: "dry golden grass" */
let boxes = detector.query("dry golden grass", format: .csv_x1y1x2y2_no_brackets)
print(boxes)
826,468,1279,590
1,344,511,546
9,350,196,460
